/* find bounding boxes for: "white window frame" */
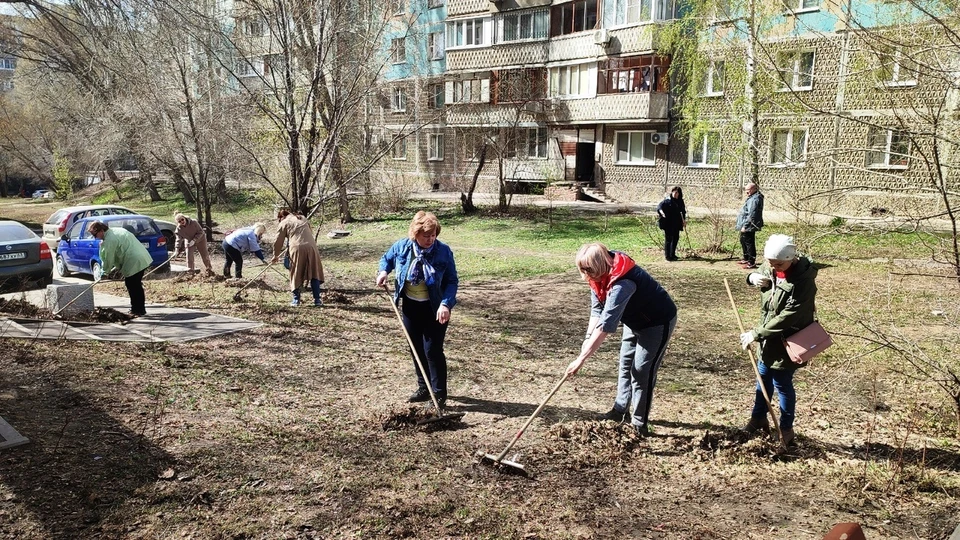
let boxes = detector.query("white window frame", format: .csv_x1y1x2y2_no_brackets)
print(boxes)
702,60,724,96
428,133,444,161
769,128,808,167
392,0,404,15
783,0,819,13
428,32,445,60
391,136,407,160
427,0,444,8
614,131,656,166
444,78,490,104
776,50,815,91
523,127,549,159
0,79,13,91
612,0,676,25
497,9,549,43
688,131,721,168
866,128,910,169
0,58,15,71
236,57,264,78
391,38,406,64
548,62,597,99
391,87,406,112
446,18,491,50
429,83,444,109
876,47,917,88
241,18,265,36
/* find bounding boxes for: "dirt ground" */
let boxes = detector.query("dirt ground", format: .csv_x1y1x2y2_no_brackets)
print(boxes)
1,245,958,538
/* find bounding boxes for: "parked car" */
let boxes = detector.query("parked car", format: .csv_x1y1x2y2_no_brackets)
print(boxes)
43,205,176,252
0,220,54,291
55,215,170,280
31,189,55,199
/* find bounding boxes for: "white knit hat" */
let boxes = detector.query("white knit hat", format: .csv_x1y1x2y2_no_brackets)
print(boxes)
764,234,797,261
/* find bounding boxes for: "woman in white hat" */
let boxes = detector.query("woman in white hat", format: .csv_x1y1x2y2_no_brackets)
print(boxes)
739,234,819,446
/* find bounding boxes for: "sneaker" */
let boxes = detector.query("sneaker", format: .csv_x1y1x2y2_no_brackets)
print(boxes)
741,263,759,269
598,408,628,423
407,387,430,403
313,298,323,307
744,416,770,434
290,299,301,307
737,259,749,264
435,396,447,410
633,424,649,437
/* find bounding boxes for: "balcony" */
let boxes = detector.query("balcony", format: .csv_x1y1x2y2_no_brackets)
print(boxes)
547,92,670,123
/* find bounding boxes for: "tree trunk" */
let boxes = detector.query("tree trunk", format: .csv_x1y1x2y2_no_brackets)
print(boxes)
461,144,487,214
498,158,508,212
105,161,123,200
142,170,162,202
333,145,352,223
172,169,196,204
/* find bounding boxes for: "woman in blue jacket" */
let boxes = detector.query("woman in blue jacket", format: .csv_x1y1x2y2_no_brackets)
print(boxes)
222,223,266,279
376,211,459,409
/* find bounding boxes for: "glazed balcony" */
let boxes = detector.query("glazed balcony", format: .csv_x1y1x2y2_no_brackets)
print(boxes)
444,91,669,126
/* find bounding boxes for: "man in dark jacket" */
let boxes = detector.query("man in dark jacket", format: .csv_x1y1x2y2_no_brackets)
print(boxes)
735,183,764,269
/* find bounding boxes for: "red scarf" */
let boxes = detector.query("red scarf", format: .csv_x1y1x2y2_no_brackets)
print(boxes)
589,252,636,304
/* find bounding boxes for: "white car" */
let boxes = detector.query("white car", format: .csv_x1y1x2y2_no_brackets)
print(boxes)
32,189,55,199
43,204,177,252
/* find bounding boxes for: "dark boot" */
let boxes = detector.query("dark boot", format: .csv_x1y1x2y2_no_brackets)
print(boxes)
744,416,770,434
407,387,430,403
597,408,628,423
290,289,301,307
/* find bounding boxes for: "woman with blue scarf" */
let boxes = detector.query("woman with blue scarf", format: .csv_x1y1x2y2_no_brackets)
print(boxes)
376,211,459,409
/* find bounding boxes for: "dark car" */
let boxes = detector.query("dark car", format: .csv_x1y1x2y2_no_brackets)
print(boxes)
55,215,170,280
43,205,176,253
0,220,54,291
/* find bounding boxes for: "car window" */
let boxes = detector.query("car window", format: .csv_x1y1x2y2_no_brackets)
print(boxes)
112,208,135,215
0,223,37,241
66,221,85,239
46,209,70,225
91,209,111,217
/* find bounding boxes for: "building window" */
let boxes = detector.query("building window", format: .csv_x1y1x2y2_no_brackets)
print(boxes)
428,133,444,161
875,47,917,87
866,128,910,169
549,63,595,98
391,136,407,160
776,51,814,91
445,78,490,104
702,60,724,96
614,131,656,165
428,0,444,8
392,0,404,15
524,127,549,158
236,57,264,77
769,128,807,166
240,18,265,36
496,68,546,103
689,131,720,167
597,56,668,94
551,0,598,37
391,88,406,112
429,83,445,109
613,0,677,24
498,9,549,42
0,58,15,71
0,80,13,91
391,38,406,64
783,0,818,11
428,32,445,60
447,18,488,48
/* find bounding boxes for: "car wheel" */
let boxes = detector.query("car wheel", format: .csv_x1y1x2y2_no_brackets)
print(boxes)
163,230,175,252
56,255,71,277
91,261,104,282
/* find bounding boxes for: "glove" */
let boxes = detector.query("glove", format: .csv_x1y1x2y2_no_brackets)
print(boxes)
748,273,771,288
740,331,757,350
188,240,196,247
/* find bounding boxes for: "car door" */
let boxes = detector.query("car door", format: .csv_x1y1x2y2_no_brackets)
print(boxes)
75,219,100,274
60,221,86,272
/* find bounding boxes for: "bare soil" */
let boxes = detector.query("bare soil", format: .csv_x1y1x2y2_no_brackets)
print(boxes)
0,253,958,539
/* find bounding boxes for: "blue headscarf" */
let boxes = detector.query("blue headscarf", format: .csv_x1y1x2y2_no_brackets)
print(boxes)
407,242,436,286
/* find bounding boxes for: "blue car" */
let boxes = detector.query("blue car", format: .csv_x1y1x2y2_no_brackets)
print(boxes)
55,215,170,280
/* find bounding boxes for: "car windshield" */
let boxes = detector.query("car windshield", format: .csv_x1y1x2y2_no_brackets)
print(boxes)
46,209,70,225
0,223,38,241
108,218,159,236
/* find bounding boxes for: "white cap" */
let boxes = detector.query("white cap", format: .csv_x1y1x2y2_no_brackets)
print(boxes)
764,234,797,261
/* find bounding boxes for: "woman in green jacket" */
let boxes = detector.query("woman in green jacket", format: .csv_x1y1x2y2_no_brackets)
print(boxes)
88,221,154,317
740,234,818,446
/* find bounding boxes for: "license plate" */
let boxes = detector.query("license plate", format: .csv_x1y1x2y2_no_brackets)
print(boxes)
0,252,26,261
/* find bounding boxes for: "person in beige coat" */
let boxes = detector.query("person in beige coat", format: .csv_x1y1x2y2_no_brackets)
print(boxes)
172,213,213,274
271,209,325,306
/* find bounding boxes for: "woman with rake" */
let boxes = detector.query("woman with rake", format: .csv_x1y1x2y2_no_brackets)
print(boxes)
272,209,324,307
566,243,677,436
376,211,458,410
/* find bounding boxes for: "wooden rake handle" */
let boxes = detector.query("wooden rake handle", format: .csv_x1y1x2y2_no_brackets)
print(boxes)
723,278,785,446
495,372,570,462
381,284,444,412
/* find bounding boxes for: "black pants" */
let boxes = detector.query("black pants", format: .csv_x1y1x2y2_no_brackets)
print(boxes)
222,241,244,278
400,296,449,399
663,228,680,260
125,270,146,315
740,231,757,263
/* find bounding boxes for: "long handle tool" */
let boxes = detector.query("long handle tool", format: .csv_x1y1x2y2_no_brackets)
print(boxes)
143,253,176,279
232,249,286,301
476,371,570,476
723,278,785,447
382,285,464,428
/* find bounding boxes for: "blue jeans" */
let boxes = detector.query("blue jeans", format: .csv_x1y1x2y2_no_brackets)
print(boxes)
401,296,448,399
751,361,796,430
614,316,677,430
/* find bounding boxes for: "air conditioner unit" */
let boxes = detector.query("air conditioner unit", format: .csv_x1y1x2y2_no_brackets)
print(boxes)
593,29,610,46
651,132,669,145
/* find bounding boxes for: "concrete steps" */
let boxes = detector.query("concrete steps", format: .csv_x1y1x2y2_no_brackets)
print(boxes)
580,187,619,204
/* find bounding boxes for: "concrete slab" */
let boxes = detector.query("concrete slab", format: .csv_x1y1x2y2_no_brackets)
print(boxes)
0,416,29,450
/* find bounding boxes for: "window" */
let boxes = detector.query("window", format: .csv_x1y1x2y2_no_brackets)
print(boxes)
524,127,549,158
702,60,724,96
428,32,445,60
236,57,264,77
769,128,807,166
391,136,406,160
597,56,668,94
614,131,656,165
776,51,814,91
0,58,16,71
428,133,444,161
391,87,406,112
612,0,677,24
498,9,549,42
391,38,406,64
875,47,917,87
445,78,490,104
689,131,721,167
429,83,445,109
866,128,910,169
241,18,265,36
428,0,444,8
391,0,404,15
447,18,488,48
496,68,546,103
551,0,598,36
0,80,12,91
783,0,818,11
548,63,595,98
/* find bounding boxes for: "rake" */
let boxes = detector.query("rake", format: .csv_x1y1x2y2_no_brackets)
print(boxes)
232,248,287,301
